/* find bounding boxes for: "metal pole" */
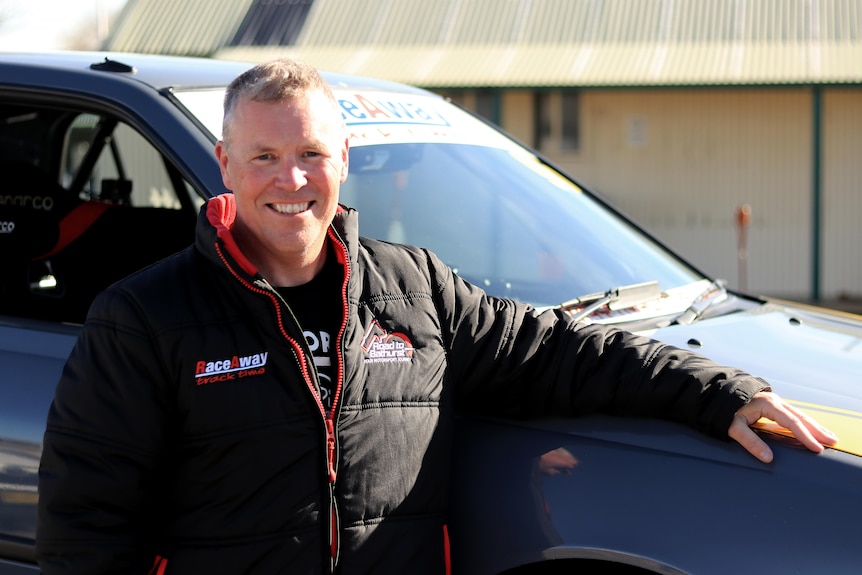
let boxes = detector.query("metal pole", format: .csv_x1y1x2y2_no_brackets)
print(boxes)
811,86,822,302
736,204,751,293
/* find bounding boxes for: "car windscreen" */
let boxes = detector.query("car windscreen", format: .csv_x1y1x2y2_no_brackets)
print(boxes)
340,142,700,306
175,87,702,307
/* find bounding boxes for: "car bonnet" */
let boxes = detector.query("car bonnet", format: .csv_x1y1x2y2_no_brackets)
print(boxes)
639,300,862,457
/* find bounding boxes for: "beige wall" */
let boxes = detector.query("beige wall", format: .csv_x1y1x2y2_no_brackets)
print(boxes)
492,86,862,301
822,88,862,300
500,90,533,144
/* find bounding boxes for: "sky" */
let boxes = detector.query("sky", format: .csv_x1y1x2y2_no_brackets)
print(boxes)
0,0,127,51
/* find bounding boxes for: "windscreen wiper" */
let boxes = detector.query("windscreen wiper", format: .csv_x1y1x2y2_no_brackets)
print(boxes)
559,281,663,322
671,279,728,325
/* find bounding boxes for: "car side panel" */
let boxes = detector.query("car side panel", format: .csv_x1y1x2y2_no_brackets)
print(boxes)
0,322,78,565
449,416,862,575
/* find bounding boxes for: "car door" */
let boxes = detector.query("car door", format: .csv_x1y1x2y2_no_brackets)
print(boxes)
0,91,205,571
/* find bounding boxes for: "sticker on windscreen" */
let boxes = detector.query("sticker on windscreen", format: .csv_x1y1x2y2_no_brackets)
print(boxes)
338,92,450,127
335,90,508,148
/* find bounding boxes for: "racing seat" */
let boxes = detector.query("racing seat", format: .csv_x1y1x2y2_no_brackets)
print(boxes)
0,161,196,323
42,203,196,323
0,162,73,319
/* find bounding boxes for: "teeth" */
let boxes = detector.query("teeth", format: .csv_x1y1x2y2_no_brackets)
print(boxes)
272,202,311,214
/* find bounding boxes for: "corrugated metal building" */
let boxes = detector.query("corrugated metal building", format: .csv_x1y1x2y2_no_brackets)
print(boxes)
105,0,862,303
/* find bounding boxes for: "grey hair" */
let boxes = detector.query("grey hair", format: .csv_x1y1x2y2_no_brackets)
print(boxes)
221,58,339,144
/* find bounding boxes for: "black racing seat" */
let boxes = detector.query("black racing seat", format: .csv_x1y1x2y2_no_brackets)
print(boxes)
0,161,196,323
0,161,74,319
41,204,196,323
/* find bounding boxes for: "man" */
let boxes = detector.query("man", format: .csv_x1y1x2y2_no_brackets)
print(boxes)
36,59,837,574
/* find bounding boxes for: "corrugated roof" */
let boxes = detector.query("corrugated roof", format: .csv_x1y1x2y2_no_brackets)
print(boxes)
105,0,254,57
295,0,862,45
219,41,862,87
108,0,862,87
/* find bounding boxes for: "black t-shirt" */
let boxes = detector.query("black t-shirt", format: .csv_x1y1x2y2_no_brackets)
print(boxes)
276,249,343,412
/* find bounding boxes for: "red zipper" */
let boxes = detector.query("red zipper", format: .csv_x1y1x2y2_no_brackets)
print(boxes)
216,237,349,570
215,238,349,572
325,418,337,482
324,228,351,569
328,417,340,570
326,227,350,422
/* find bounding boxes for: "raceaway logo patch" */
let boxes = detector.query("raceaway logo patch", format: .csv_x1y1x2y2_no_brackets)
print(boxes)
195,351,268,385
361,320,415,364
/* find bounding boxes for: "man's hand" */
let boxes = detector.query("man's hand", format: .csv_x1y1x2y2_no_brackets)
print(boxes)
729,391,839,463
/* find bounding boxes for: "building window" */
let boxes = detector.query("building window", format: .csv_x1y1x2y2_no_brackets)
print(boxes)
560,90,580,151
533,89,580,153
230,0,314,47
434,89,500,126
533,90,551,150
475,89,499,125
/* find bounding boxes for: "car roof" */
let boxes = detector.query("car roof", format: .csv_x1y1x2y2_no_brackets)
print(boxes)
0,50,435,97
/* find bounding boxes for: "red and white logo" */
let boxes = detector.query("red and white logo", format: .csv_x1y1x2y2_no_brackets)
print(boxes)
194,351,268,385
361,320,414,364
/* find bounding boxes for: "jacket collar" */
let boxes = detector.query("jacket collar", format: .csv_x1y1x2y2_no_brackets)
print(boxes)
196,193,360,283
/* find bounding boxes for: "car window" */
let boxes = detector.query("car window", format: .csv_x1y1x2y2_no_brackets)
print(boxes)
61,113,200,210
340,142,700,307
0,101,200,325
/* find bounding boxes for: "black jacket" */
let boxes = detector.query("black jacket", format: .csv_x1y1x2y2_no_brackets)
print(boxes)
37,193,768,574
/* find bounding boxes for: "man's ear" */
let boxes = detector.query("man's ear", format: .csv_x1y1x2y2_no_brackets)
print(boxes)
215,140,233,190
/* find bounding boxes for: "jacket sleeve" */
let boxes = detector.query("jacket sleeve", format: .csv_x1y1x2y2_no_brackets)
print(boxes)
36,286,172,574
428,252,769,439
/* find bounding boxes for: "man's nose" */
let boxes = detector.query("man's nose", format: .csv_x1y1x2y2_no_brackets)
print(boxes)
278,160,307,189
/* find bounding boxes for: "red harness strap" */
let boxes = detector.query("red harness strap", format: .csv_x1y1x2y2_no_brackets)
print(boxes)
34,201,112,260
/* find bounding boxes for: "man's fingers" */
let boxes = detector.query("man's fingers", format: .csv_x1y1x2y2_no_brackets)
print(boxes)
732,391,839,461
761,401,824,454
728,413,773,463
783,402,839,447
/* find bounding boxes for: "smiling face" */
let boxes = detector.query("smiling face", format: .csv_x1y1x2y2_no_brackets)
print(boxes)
215,90,349,286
